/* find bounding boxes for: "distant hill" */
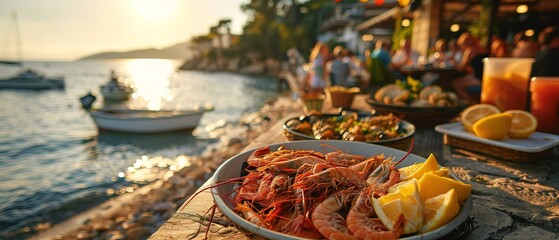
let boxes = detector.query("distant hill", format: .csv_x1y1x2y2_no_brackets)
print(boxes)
78,42,191,60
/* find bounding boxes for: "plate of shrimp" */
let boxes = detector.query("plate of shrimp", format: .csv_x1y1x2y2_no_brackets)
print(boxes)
211,140,473,240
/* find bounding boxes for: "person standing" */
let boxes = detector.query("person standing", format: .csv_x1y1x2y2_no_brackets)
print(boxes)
327,46,351,87
490,35,508,57
307,42,330,93
446,39,463,66
369,40,397,92
371,40,391,68
450,32,489,103
286,47,305,75
390,38,420,70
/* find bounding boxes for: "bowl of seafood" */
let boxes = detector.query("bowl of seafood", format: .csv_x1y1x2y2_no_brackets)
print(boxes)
367,84,468,128
211,140,473,240
283,111,415,151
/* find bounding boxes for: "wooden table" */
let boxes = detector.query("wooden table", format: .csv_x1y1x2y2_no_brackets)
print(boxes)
149,94,559,240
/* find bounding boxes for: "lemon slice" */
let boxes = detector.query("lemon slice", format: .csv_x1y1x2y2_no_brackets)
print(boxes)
399,153,440,181
372,179,423,234
420,189,460,233
472,113,512,140
418,172,472,203
504,110,538,139
460,104,501,132
430,167,449,177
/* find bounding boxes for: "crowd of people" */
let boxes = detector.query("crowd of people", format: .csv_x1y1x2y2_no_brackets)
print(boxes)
295,42,370,94
287,26,559,104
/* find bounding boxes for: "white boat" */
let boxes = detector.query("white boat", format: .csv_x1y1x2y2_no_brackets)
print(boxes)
79,92,209,133
100,74,133,101
0,69,65,90
88,108,207,133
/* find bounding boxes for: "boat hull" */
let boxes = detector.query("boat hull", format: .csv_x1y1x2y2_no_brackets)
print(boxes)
89,109,205,133
0,78,65,90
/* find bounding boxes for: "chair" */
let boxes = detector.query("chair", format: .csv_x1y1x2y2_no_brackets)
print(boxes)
280,71,305,99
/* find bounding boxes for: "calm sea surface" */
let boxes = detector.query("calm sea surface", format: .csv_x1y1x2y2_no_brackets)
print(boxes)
0,59,281,239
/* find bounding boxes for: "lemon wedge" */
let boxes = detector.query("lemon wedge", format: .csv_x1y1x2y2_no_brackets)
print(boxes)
472,113,512,140
418,172,471,203
372,179,423,234
399,153,440,181
420,189,460,233
460,104,501,132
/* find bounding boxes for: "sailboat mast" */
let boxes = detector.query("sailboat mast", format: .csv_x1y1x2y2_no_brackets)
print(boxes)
12,11,23,62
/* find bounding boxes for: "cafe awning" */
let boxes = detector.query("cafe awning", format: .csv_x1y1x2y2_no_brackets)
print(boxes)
356,7,400,31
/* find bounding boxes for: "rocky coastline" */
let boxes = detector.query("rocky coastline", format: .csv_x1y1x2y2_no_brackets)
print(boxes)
179,55,286,76
31,95,302,240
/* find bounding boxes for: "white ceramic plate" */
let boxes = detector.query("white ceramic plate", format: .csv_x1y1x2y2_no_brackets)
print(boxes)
211,140,473,240
435,122,559,153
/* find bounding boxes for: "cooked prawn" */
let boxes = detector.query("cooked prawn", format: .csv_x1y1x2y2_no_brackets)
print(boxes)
261,155,327,173
346,187,406,240
311,189,359,240
292,167,368,193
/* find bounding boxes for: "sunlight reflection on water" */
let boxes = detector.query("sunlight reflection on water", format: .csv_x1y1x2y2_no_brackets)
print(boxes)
0,59,280,239
125,59,175,110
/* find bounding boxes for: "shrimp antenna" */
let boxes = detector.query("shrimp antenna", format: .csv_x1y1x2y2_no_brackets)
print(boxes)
395,138,414,166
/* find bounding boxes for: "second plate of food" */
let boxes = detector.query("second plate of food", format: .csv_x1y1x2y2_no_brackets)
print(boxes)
283,111,415,151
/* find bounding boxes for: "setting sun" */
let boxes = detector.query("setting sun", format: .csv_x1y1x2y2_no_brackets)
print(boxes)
130,0,177,23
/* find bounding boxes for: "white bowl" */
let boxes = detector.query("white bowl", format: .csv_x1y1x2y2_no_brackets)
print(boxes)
211,140,472,240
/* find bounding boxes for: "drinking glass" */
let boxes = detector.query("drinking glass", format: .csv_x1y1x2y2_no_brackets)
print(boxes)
481,58,534,111
530,77,559,134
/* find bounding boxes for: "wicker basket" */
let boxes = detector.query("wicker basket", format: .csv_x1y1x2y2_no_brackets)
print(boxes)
300,93,325,114
326,87,360,108
443,134,554,163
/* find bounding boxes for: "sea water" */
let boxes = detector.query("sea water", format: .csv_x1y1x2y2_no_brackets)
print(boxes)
0,59,280,239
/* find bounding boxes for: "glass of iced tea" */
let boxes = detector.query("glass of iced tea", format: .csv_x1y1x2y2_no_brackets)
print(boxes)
530,77,559,134
481,58,534,111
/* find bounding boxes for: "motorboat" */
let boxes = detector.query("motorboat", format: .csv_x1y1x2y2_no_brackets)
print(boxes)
88,108,208,133
99,74,133,101
80,93,210,133
0,69,65,90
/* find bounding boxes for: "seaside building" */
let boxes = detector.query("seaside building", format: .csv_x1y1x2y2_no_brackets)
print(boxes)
318,0,398,56
343,0,559,56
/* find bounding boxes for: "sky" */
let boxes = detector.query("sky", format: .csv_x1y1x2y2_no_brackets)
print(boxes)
0,0,249,61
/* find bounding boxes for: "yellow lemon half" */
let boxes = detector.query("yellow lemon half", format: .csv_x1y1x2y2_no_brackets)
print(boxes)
372,179,423,234
504,110,538,139
472,113,512,140
399,153,440,181
420,189,460,233
460,104,501,132
418,172,472,203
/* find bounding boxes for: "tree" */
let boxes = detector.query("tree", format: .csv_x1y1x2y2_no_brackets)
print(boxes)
237,0,335,62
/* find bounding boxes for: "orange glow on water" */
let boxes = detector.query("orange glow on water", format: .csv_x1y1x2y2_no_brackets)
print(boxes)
123,59,178,110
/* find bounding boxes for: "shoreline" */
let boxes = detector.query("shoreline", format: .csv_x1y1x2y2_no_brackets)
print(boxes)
30,93,302,240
